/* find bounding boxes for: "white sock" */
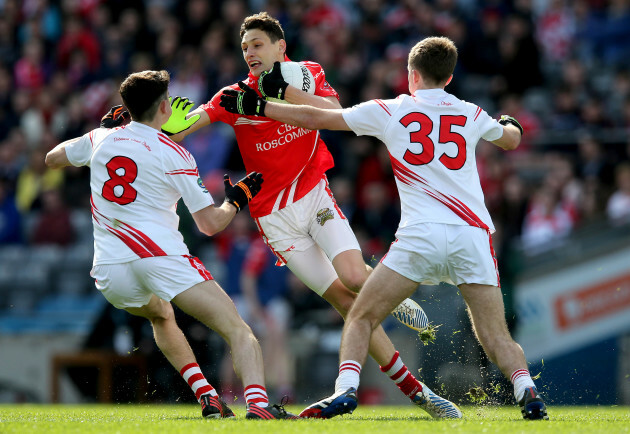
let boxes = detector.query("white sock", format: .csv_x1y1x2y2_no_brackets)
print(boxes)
511,369,535,402
335,360,361,394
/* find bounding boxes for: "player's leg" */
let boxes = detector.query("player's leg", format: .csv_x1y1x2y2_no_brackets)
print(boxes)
124,295,234,417
458,283,548,420
172,279,299,420
450,225,547,420
92,260,233,418
330,249,371,292
172,280,266,400
301,263,420,418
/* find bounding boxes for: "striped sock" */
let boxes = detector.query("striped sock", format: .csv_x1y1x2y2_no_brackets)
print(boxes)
511,369,535,402
244,384,269,408
180,362,217,403
380,351,423,398
335,360,361,394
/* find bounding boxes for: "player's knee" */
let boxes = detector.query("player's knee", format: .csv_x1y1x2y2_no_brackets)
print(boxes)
225,319,257,344
148,300,175,323
339,270,366,292
323,280,358,316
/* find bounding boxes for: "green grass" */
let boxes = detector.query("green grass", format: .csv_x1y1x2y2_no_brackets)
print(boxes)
0,404,628,433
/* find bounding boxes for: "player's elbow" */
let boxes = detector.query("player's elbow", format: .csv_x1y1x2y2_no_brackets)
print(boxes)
45,152,62,169
501,139,520,151
198,221,220,237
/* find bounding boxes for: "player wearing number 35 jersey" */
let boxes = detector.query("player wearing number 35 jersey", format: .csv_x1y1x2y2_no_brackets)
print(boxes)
221,36,549,421
45,70,301,420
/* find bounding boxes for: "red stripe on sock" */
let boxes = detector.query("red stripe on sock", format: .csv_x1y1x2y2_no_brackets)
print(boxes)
244,384,266,392
380,351,400,372
510,369,529,383
180,363,198,376
340,365,361,375
398,373,421,398
390,366,408,382
195,385,213,400
187,373,204,386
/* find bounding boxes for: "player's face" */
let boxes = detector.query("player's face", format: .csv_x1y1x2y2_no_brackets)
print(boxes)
241,29,285,77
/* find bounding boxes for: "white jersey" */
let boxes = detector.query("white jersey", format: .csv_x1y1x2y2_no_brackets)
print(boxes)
65,121,214,265
342,88,503,232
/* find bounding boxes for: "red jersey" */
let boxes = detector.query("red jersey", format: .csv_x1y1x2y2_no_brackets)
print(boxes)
201,61,338,218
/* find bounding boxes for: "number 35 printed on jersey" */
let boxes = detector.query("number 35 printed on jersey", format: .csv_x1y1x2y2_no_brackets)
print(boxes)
102,156,138,205
400,113,467,170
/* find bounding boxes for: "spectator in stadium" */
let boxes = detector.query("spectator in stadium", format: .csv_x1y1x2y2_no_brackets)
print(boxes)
219,35,549,421
0,175,22,244
30,188,74,246
606,162,630,225
162,11,458,419
44,70,298,420
15,148,64,212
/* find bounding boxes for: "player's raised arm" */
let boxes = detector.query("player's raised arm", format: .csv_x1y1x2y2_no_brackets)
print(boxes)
220,81,350,131
492,115,523,151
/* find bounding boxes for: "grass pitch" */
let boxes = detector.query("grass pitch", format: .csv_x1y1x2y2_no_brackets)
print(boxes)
0,404,628,434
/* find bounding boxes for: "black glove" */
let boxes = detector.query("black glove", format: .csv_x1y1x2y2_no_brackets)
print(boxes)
258,61,289,100
223,171,264,212
101,105,130,128
220,82,267,116
498,115,523,136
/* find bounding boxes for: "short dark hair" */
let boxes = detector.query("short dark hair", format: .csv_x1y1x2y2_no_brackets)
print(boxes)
119,70,170,122
408,37,458,86
240,12,285,42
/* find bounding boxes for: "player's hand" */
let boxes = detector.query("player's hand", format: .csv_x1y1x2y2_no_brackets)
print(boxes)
161,96,200,136
220,82,267,116
498,115,523,136
223,171,264,212
100,105,130,128
258,61,288,100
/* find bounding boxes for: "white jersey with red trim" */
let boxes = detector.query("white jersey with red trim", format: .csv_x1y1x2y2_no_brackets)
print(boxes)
201,60,338,218
65,121,214,265
342,88,503,232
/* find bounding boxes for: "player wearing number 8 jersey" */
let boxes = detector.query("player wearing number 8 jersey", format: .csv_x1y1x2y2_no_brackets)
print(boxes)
44,70,300,420
220,36,548,420
165,12,459,419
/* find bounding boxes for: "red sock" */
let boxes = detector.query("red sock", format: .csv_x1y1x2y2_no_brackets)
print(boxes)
180,362,217,402
244,384,269,408
380,351,422,398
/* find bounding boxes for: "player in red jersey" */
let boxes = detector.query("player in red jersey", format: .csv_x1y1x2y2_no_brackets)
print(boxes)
45,70,298,420
163,12,459,418
220,36,548,421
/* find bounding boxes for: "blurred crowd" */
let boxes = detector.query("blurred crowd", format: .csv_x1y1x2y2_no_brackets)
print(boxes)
1,0,630,398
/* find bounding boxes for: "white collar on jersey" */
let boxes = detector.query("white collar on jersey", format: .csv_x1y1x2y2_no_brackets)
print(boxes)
128,121,160,133
413,88,448,98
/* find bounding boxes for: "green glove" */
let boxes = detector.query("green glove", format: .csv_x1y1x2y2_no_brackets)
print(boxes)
161,96,200,136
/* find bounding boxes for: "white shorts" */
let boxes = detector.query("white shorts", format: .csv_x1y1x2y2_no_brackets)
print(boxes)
381,223,500,287
90,255,213,309
254,177,361,295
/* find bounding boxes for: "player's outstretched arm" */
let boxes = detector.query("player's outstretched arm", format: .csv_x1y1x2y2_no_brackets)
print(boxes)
45,137,79,169
192,172,264,236
220,82,350,131
492,115,522,151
